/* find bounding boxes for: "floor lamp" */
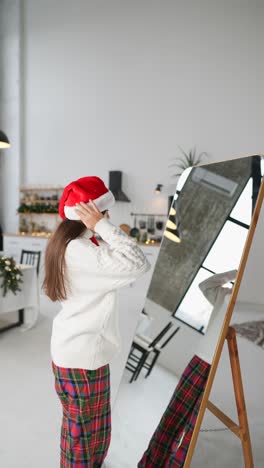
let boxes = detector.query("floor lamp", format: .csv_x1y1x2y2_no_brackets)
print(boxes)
0,130,11,250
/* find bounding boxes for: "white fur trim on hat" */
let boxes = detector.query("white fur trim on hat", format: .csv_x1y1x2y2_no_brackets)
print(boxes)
64,190,115,220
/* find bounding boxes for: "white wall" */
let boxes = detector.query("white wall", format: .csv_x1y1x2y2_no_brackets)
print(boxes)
0,0,23,234
1,0,264,231
20,0,264,230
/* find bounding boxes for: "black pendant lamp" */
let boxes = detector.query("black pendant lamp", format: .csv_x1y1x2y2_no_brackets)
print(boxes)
0,130,11,149
155,184,163,194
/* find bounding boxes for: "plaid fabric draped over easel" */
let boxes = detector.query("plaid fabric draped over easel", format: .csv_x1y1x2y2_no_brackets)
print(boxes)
52,361,111,468
138,354,211,468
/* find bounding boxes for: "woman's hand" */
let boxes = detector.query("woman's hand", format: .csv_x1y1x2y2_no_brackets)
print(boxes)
74,200,104,231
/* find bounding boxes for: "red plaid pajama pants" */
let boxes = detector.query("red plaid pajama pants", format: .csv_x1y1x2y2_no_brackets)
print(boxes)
138,354,211,467
52,360,111,468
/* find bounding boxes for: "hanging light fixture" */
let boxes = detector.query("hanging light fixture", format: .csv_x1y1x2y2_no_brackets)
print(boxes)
164,198,182,243
0,130,11,149
155,183,163,194
164,226,181,243
0,129,10,251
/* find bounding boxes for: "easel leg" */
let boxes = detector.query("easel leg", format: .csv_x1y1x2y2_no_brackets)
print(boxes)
226,326,254,468
206,327,254,467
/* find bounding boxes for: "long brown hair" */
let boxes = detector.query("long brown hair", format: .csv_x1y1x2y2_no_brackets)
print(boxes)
42,219,86,302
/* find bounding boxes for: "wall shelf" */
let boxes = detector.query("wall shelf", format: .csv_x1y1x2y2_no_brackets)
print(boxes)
21,199,59,203
18,213,59,216
20,187,63,192
18,187,62,235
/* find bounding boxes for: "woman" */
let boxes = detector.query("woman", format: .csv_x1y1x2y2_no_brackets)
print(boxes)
43,176,151,467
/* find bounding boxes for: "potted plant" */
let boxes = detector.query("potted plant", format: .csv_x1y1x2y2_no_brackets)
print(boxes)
168,146,210,178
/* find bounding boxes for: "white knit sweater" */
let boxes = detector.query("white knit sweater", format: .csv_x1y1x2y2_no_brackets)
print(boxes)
196,269,237,364
50,217,151,370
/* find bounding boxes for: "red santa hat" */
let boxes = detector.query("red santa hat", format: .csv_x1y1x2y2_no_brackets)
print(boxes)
59,176,115,220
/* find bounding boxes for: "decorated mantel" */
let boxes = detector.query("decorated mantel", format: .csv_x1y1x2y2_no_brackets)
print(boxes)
0,255,39,333
0,255,23,297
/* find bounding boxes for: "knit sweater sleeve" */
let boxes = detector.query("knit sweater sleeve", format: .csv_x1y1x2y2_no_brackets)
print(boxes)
198,269,237,305
66,218,151,291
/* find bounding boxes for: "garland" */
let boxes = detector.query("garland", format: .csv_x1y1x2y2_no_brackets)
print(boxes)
18,202,59,213
0,256,23,297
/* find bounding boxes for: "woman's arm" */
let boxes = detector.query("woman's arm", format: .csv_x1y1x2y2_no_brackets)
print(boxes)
198,269,237,305
67,217,151,291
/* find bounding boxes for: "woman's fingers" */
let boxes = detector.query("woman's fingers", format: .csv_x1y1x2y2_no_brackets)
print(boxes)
74,204,87,214
77,200,100,213
74,199,103,230
75,201,91,213
75,200,101,219
87,199,100,212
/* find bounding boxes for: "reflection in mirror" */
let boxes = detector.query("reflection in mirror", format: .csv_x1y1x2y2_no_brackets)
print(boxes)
193,176,264,468
107,155,263,468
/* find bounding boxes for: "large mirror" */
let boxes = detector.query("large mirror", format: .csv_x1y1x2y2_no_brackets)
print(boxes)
107,155,263,467
189,169,264,467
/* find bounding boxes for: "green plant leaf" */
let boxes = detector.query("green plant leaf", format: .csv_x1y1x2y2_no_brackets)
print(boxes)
178,145,190,161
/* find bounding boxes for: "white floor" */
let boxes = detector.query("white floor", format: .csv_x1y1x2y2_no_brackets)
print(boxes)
0,297,263,468
107,363,178,468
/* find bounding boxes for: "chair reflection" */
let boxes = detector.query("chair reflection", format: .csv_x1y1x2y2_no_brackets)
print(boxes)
125,321,181,382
